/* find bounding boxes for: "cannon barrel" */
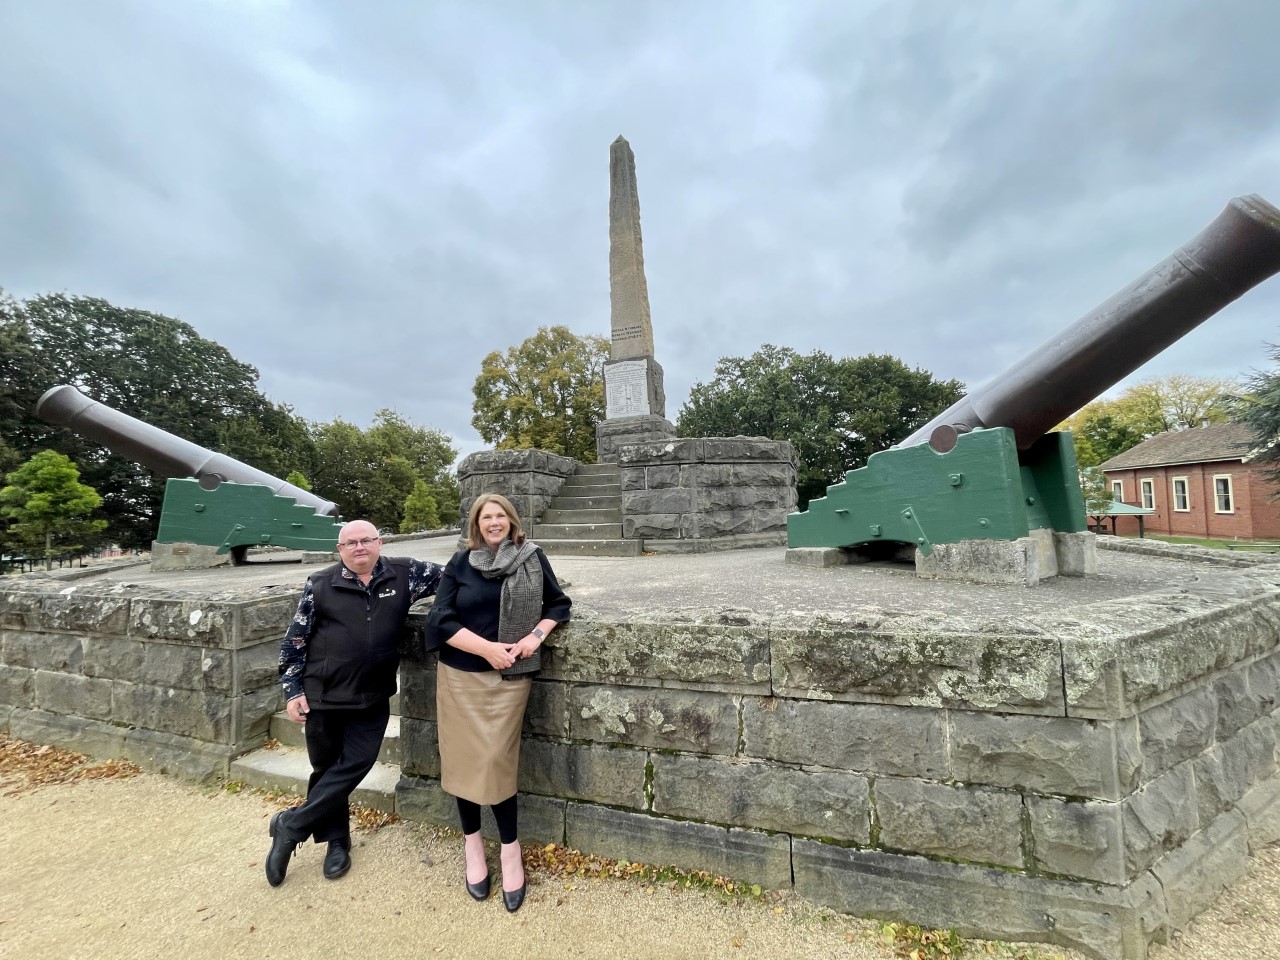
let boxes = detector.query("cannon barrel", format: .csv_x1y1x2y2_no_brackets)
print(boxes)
900,194,1280,452
35,384,339,517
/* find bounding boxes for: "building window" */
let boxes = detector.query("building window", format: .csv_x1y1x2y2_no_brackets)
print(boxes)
1141,478,1155,510
1172,477,1189,512
1111,480,1124,501
1214,475,1234,513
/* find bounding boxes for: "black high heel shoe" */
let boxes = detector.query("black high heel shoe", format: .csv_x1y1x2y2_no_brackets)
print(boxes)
466,872,491,901
502,883,526,913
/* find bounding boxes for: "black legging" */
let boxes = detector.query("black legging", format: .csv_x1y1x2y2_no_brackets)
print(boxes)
457,794,518,844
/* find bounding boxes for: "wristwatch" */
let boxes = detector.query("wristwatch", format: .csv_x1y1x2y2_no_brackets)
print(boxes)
532,627,545,640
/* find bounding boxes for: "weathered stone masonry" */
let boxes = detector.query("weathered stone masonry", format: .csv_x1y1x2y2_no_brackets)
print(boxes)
5,559,1280,960
395,568,1280,960
0,580,295,779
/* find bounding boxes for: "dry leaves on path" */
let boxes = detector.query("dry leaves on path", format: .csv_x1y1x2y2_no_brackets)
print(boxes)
0,735,141,796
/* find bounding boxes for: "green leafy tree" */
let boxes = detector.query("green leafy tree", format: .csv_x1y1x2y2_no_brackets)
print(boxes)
678,345,964,508
1079,468,1115,514
7,293,311,548
401,480,442,533
1231,346,1280,488
284,470,312,491
471,325,608,462
0,292,51,474
309,412,459,533
1,450,108,569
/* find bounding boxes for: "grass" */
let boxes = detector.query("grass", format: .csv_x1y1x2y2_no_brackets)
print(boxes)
1142,534,1280,552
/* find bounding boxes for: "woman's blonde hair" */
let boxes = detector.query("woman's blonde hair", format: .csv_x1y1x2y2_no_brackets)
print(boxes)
465,493,525,550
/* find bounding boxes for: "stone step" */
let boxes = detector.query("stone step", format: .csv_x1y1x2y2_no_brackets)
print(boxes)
269,712,401,765
540,507,622,524
538,538,644,557
533,522,623,540
229,744,399,813
575,463,621,477
557,483,622,498
551,495,621,511
564,472,621,487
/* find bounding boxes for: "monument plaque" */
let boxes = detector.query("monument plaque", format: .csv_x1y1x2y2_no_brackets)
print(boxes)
605,359,652,418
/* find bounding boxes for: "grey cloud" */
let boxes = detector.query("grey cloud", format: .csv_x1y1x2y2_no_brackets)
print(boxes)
1,0,1277,458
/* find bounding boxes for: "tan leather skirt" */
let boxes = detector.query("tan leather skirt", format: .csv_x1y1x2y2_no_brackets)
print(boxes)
436,663,531,805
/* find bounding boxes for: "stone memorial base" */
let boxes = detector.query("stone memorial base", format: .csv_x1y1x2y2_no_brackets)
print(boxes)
787,530,1098,585
595,414,676,463
916,530,1097,585
617,436,796,546
150,541,231,572
455,448,578,527
395,559,1280,959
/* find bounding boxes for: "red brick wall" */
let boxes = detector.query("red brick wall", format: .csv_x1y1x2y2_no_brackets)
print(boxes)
1103,460,1280,539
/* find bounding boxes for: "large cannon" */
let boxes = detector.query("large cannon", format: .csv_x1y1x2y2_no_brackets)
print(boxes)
788,194,1280,583
36,384,341,565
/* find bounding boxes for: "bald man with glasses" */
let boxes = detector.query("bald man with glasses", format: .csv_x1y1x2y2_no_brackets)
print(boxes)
267,519,442,886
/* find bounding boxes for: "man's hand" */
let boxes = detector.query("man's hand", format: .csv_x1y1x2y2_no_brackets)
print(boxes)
286,695,310,723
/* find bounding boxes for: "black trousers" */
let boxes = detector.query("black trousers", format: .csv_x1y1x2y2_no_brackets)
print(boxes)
283,700,390,845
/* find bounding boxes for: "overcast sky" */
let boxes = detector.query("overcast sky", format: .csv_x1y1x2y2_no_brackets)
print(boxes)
3,1,1279,462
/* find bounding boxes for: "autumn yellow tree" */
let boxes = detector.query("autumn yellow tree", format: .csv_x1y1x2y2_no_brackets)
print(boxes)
471,326,609,462
1059,375,1235,467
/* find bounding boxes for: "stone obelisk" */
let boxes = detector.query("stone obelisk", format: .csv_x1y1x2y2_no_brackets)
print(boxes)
597,136,676,462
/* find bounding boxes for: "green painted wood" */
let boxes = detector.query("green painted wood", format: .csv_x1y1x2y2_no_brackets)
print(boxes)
786,428,1086,554
156,478,342,553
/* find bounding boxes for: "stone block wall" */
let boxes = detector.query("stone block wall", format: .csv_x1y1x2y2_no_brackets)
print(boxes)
0,578,294,779
617,437,797,551
456,449,578,528
400,566,1280,960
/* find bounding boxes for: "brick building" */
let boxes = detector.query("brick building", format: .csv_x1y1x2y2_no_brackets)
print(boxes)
1099,423,1280,539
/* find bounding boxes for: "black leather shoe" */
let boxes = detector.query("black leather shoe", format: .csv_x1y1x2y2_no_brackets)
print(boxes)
323,839,351,880
266,811,299,887
466,872,491,901
502,884,526,913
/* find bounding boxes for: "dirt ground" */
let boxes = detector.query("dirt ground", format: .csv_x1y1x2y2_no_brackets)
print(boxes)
1,770,1277,960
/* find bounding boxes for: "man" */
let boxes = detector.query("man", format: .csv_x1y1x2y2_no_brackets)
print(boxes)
266,520,442,886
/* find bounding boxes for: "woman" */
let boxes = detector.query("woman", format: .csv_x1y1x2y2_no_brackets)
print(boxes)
430,492,571,912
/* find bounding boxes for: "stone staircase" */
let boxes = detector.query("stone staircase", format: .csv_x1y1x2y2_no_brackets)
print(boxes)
532,462,642,557
228,709,400,812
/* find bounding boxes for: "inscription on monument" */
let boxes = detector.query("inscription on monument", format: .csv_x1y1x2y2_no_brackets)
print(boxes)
605,360,652,418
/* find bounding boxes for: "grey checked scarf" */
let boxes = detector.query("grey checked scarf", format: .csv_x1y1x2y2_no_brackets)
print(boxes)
468,539,543,643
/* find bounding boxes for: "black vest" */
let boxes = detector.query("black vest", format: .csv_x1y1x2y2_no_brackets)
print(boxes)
302,557,415,709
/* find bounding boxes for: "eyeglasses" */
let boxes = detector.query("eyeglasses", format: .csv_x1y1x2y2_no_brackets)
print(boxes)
338,537,380,549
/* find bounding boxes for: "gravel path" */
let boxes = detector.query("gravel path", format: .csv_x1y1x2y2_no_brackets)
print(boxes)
2,772,1278,960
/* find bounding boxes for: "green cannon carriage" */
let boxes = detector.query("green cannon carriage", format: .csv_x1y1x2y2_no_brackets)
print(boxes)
788,195,1280,582
36,385,342,566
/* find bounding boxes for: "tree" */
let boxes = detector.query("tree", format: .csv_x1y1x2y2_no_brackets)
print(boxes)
677,345,965,508
1231,345,1280,487
6,293,313,548
472,325,609,463
284,470,313,491
1079,468,1115,514
308,412,459,534
0,292,50,475
1061,374,1235,468
401,480,442,533
0,450,108,569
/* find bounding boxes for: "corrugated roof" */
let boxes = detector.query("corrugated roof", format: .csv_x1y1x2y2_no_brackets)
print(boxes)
1099,423,1257,471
